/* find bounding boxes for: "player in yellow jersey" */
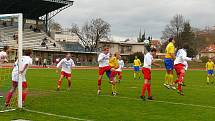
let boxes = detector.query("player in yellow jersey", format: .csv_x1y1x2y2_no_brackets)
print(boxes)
109,52,120,96
164,37,176,89
206,58,214,84
133,56,142,80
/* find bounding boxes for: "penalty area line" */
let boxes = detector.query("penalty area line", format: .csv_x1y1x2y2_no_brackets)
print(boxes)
23,108,93,121
100,95,215,109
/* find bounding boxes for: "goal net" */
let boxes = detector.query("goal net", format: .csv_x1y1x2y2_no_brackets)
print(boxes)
0,13,23,112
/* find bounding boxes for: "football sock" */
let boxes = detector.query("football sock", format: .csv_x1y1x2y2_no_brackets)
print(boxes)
112,84,116,93
6,91,13,104
164,73,168,84
119,74,122,80
22,91,27,103
134,72,136,79
138,72,141,79
141,83,147,96
166,74,170,85
68,80,71,88
207,76,210,83
169,74,174,85
147,83,151,97
178,84,182,92
57,80,62,89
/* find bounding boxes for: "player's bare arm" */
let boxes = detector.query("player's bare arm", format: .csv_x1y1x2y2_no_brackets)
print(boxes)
19,64,28,74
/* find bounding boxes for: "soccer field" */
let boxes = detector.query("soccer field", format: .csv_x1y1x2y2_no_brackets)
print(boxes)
0,68,215,121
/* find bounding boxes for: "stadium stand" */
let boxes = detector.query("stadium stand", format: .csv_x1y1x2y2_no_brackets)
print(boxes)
0,24,62,51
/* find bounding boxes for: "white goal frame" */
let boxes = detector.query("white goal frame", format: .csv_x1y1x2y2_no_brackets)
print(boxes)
0,13,23,108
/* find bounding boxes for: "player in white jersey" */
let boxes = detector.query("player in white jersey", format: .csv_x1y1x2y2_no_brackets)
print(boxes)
56,53,75,91
140,48,160,101
115,56,124,83
174,44,192,95
97,47,111,95
0,46,9,98
5,49,32,106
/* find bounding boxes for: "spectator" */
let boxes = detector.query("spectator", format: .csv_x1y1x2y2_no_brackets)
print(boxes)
43,37,48,42
43,58,47,68
41,41,46,47
29,25,33,30
3,21,7,27
55,58,60,66
39,57,42,66
35,57,39,65
53,43,56,47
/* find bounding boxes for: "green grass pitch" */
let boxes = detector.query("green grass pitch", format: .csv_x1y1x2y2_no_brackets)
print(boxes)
0,68,215,121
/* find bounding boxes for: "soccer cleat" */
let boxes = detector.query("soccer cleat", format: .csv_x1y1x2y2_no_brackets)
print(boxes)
0,95,3,98
97,90,101,95
163,84,170,89
57,88,60,91
112,92,117,96
140,96,145,101
182,82,186,86
177,91,184,96
171,86,176,90
118,80,121,83
147,96,154,100
5,103,10,107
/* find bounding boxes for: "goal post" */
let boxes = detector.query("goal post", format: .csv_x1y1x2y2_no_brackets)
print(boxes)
0,13,23,108
17,13,23,108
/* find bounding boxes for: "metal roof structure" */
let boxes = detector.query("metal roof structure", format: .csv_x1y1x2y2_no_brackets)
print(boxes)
0,0,74,20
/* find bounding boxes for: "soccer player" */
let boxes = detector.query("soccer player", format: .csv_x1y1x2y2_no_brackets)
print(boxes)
0,46,9,63
115,56,124,83
97,47,111,95
174,44,192,95
133,56,141,80
109,52,120,96
5,49,33,106
56,53,75,91
206,58,214,84
164,37,176,89
0,46,9,98
140,48,160,100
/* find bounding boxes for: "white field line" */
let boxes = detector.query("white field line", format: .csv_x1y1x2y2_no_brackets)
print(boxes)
0,108,16,113
23,108,93,121
100,94,215,109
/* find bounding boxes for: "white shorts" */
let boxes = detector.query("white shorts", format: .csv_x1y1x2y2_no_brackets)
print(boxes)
12,72,26,82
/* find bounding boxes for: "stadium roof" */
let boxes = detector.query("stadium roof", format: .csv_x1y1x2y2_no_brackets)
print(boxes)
0,0,73,20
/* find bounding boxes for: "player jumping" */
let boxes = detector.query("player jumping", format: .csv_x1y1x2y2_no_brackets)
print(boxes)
0,46,10,98
206,58,214,84
133,56,141,80
174,44,192,95
56,53,75,91
115,56,124,83
97,47,111,95
140,48,160,100
164,37,176,89
5,49,33,106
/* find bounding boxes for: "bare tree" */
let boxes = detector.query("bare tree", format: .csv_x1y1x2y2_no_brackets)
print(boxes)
161,14,185,48
48,19,62,32
70,18,111,51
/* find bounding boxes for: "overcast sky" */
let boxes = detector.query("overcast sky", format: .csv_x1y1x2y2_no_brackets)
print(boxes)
54,0,215,41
